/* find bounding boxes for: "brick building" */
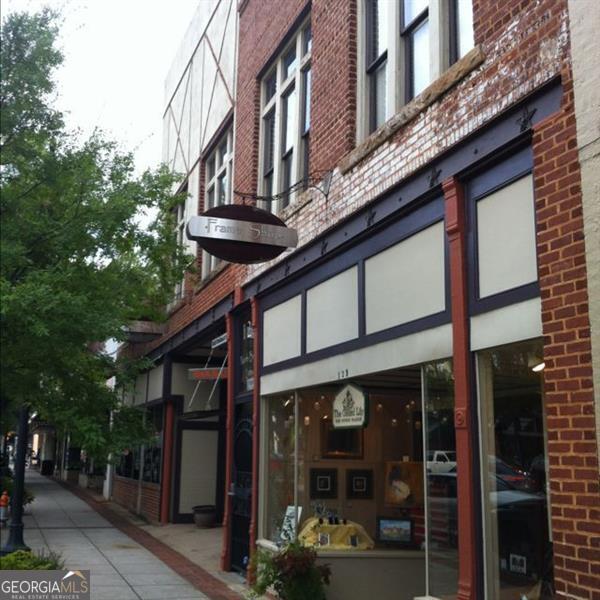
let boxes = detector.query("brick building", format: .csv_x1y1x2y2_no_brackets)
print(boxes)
117,1,599,598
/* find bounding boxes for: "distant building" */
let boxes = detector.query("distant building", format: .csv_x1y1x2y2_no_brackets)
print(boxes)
117,1,599,599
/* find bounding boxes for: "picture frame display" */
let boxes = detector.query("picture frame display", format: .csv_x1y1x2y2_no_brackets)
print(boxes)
376,516,413,546
346,469,373,500
309,468,338,499
383,461,424,507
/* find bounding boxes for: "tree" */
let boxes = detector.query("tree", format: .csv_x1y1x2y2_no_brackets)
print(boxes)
0,9,191,460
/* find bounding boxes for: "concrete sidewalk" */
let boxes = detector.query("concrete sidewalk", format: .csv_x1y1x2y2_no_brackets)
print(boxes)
0,471,214,600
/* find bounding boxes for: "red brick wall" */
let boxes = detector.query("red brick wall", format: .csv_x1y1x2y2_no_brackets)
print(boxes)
532,76,600,598
112,477,161,523
310,0,357,173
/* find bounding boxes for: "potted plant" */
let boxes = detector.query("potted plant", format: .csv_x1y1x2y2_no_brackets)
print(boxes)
250,540,331,600
192,505,216,528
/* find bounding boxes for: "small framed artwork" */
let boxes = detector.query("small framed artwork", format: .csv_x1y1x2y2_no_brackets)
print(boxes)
321,420,363,459
310,468,338,499
376,517,413,547
318,532,331,546
346,469,373,500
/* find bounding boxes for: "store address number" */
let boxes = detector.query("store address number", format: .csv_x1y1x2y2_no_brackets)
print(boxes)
337,368,349,380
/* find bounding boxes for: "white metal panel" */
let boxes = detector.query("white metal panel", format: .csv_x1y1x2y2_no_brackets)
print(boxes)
132,373,148,406
263,295,302,366
179,429,218,514
365,221,446,334
477,175,538,298
306,267,359,352
147,364,164,402
261,323,452,395
470,297,542,351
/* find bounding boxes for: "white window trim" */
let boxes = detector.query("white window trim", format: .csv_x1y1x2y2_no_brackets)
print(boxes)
202,128,233,280
358,0,473,142
258,20,311,214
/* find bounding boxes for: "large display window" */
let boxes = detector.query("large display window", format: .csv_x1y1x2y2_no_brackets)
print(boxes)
477,339,552,599
260,360,458,599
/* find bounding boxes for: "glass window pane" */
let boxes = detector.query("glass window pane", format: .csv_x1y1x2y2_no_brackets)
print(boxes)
411,19,430,97
283,46,297,80
207,186,214,210
265,395,296,543
282,87,297,155
404,0,429,25
457,0,474,58
263,172,273,197
302,68,311,134
478,340,552,599
240,318,254,392
303,24,312,55
423,360,458,599
207,157,215,181
263,110,275,173
217,173,227,205
371,60,387,131
265,70,277,103
281,153,293,209
218,139,228,166
367,0,389,62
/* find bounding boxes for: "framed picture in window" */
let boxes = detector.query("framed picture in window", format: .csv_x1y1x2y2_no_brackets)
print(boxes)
346,469,373,500
310,468,338,499
376,516,413,547
383,461,424,507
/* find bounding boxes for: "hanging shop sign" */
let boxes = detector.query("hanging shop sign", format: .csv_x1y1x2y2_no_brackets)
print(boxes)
186,204,298,264
333,384,369,429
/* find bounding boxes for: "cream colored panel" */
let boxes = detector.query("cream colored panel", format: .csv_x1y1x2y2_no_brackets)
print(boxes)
185,165,199,253
477,175,538,298
263,295,302,366
132,373,148,406
307,267,359,353
261,324,452,395
189,43,205,161
365,221,446,334
179,429,218,514
470,297,542,351
147,364,164,401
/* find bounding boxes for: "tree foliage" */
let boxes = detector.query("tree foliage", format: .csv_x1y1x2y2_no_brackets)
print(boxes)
0,9,191,458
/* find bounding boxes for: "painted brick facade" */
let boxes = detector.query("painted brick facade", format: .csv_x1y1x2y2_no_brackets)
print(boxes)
129,1,598,596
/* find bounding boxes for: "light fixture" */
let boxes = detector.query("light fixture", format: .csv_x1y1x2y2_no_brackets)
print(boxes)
376,402,383,412
391,418,398,427
528,353,545,372
304,416,311,426
313,401,321,411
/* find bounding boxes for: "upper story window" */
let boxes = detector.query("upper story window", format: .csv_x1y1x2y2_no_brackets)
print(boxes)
260,20,312,214
202,127,233,279
361,0,474,137
172,187,186,302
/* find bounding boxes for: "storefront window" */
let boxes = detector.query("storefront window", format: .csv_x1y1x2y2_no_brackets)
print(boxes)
423,360,458,598
478,340,553,599
142,404,163,484
262,367,427,556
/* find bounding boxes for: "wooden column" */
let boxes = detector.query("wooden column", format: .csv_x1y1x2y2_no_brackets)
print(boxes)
159,398,175,524
249,297,260,559
443,176,478,600
220,312,235,570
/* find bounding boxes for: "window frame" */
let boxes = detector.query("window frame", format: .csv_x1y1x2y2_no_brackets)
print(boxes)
259,20,312,214
359,0,474,140
202,127,233,279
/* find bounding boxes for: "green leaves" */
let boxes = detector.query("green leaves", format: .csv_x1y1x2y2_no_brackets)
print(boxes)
0,10,192,459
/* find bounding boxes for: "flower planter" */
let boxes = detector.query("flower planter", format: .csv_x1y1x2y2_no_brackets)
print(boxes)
192,505,216,528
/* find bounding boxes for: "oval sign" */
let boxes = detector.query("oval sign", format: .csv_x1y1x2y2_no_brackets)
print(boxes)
186,204,298,264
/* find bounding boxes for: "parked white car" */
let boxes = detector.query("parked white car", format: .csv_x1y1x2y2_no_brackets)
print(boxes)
426,450,457,474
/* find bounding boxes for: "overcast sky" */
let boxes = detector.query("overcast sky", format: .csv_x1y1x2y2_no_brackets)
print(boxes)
3,0,200,172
